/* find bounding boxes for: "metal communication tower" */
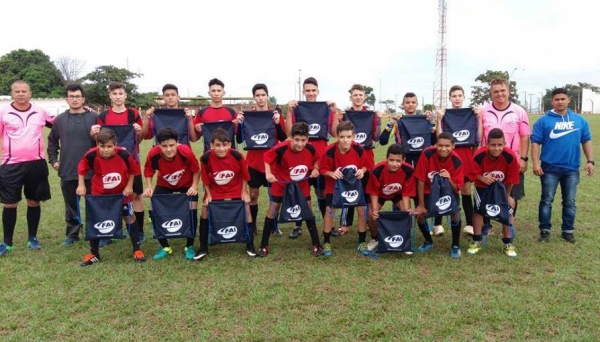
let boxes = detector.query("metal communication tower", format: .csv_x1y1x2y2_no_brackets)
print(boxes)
433,0,447,109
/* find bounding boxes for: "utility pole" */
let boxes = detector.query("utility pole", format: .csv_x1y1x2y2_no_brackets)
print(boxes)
433,0,448,110
298,69,302,101
528,93,534,113
522,91,527,109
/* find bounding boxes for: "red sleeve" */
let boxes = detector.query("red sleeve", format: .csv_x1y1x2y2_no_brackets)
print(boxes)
78,152,92,176
143,153,155,178
264,146,277,165
200,154,211,186
414,152,429,182
471,148,485,180
128,153,141,176
96,117,103,125
144,119,155,140
240,155,250,181
451,160,464,191
365,172,380,196
359,148,372,171
319,145,335,174
402,175,417,198
505,150,521,185
132,108,142,126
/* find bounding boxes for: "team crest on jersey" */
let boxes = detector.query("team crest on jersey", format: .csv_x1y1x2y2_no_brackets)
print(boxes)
382,183,402,195
163,170,185,186
289,165,308,181
102,173,122,189
214,170,235,185
483,171,505,182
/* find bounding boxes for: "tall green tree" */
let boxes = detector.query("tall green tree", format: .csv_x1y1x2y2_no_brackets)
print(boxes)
0,49,64,97
80,65,156,108
423,104,435,111
541,83,599,113
470,70,519,106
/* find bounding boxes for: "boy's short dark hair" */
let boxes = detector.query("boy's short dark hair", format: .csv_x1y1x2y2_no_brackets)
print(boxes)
211,128,231,143
291,122,309,137
403,92,417,102
97,128,116,144
487,128,505,141
387,143,405,158
336,121,355,135
449,85,464,95
65,83,85,97
437,131,455,143
108,81,126,92
208,78,225,88
303,77,318,87
156,127,179,144
252,83,268,96
349,84,365,93
552,88,569,98
162,84,179,94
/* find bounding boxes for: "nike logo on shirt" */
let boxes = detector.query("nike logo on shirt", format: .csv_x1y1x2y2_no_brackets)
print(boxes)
549,128,579,139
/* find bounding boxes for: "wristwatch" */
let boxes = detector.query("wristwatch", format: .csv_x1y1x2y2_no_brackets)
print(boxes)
587,160,595,165
520,156,529,162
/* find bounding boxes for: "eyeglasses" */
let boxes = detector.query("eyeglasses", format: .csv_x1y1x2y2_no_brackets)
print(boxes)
67,95,83,100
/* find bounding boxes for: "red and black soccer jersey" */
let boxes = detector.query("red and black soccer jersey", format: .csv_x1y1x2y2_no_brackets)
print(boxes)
264,140,320,198
97,107,142,126
366,161,416,199
200,149,250,200
78,147,141,203
193,106,236,126
414,146,464,194
472,146,520,189
454,146,475,181
144,144,200,189
246,109,287,172
319,141,372,194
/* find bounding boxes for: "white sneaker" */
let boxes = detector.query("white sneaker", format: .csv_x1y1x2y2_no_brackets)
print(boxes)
463,225,474,235
433,225,445,236
367,239,379,251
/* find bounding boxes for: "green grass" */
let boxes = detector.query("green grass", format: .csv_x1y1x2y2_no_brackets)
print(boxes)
1,115,599,341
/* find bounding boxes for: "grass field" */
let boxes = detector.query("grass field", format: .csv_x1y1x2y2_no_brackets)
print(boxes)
1,114,599,341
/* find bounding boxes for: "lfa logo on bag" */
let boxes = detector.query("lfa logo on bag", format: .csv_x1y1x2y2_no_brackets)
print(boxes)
483,171,505,182
251,133,269,145
308,124,321,135
217,226,238,239
214,170,234,185
384,235,404,248
287,205,301,218
94,220,115,234
436,196,452,211
486,204,501,217
407,137,424,149
290,165,308,181
453,130,470,142
342,190,359,203
163,170,185,186
102,173,121,189
355,132,367,144
382,183,402,195
162,219,183,232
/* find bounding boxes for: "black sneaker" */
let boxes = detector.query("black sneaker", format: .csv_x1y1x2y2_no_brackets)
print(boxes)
538,231,550,242
246,244,257,257
330,228,341,237
193,250,208,261
561,232,576,244
258,246,269,257
289,226,302,239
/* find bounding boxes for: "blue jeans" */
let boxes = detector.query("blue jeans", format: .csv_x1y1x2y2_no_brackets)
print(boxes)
538,167,580,233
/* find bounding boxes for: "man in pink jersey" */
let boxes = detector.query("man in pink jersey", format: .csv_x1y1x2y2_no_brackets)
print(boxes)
0,80,56,256
480,79,530,217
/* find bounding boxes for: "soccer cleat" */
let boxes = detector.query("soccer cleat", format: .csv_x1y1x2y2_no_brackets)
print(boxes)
61,237,79,246
538,231,551,242
467,242,482,255
246,244,257,257
99,239,113,248
404,248,414,255
272,228,283,237
450,245,462,258
433,225,445,236
289,226,302,239
193,250,208,261
27,237,41,250
80,253,100,267
312,245,324,257
504,244,517,258
418,242,434,253
561,232,576,244
153,247,173,260
330,228,341,237
357,242,370,256
139,232,146,244
0,243,13,256
367,239,379,251
323,243,332,256
257,246,269,258
133,250,146,262
463,225,474,235
184,246,196,260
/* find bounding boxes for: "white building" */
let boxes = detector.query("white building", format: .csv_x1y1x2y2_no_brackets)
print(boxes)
581,88,600,114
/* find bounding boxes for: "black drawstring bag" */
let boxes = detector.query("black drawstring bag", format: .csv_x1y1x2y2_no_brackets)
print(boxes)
208,200,249,246
151,193,194,239
476,181,511,226
377,211,413,253
332,168,366,209
427,174,459,217
278,181,314,223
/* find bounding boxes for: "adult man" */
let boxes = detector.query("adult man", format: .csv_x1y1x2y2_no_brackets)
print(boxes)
286,77,338,223
480,79,530,217
0,80,56,255
531,88,594,243
48,84,98,246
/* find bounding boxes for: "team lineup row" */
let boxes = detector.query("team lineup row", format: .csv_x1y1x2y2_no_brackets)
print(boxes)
0,77,594,266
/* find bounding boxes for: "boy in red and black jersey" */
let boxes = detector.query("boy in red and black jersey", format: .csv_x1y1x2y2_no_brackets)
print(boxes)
143,127,200,260
142,83,195,144
467,128,520,257
194,128,256,260
76,128,145,266
319,121,372,256
238,83,287,233
90,81,148,244
414,132,464,257
258,122,323,257
190,78,242,151
365,143,416,251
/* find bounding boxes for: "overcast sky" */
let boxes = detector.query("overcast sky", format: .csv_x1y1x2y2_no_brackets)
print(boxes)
1,0,599,111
